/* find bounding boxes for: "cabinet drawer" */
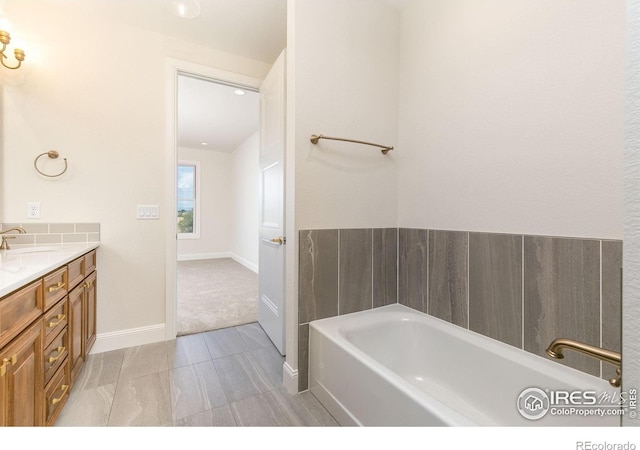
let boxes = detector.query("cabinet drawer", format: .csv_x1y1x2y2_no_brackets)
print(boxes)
0,280,43,349
43,328,68,385
44,298,68,348
67,257,84,291
43,267,68,311
84,250,96,275
44,361,69,426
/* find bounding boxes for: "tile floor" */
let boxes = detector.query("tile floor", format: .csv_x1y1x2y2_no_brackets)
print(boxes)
55,322,338,427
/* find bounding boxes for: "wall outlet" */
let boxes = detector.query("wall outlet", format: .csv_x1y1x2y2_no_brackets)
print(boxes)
26,202,41,219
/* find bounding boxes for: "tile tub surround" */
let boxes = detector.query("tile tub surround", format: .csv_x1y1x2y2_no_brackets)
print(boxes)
0,222,100,244
298,228,397,390
297,227,622,391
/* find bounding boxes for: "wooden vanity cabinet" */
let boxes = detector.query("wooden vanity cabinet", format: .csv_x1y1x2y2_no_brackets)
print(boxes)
0,248,98,426
68,284,84,384
0,319,44,426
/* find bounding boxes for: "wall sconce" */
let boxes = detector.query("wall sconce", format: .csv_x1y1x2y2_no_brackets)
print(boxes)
0,29,25,70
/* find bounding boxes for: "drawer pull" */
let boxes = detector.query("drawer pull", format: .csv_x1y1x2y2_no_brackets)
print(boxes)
0,355,17,377
47,346,66,363
50,384,69,405
48,314,66,328
48,282,66,293
84,281,93,289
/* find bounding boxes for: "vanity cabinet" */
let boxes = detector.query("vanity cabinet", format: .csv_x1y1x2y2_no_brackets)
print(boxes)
0,248,97,426
0,319,44,426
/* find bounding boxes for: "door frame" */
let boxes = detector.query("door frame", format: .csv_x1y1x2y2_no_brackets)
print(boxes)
164,58,264,339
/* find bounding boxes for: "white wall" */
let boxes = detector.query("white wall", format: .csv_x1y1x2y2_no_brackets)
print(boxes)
285,0,400,389
231,131,259,271
293,0,400,231
0,0,270,344
624,0,640,427
397,0,624,240
176,147,233,259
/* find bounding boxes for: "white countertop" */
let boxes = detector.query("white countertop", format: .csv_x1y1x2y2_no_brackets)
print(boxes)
0,243,100,298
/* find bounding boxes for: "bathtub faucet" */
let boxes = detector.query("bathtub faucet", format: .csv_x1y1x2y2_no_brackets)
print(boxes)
545,338,621,388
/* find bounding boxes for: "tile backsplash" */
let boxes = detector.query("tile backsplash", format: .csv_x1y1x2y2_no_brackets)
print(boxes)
298,227,622,391
0,223,100,244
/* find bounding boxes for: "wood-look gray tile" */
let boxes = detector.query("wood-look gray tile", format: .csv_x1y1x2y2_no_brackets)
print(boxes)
373,228,398,308
168,333,212,369
299,230,339,323
236,322,273,350
230,391,291,426
108,371,172,426
169,360,228,421
298,324,309,392
267,387,338,426
339,229,373,315
523,236,601,376
247,345,285,387
398,228,428,312
174,404,237,426
428,230,468,327
469,233,522,348
229,388,337,426
203,327,249,359
73,349,125,391
213,353,276,403
55,383,116,426
602,240,622,381
119,341,169,381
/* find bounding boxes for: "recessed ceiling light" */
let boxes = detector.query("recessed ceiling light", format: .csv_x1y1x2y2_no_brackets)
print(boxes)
234,89,246,96
165,0,201,19
201,142,208,146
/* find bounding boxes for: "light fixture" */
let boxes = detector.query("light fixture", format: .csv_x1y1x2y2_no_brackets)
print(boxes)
200,142,208,146
0,15,25,70
165,0,201,19
233,89,246,96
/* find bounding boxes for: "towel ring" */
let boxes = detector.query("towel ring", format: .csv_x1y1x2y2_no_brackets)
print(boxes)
34,151,68,178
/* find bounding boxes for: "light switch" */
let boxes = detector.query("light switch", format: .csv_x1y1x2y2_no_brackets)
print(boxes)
137,205,159,220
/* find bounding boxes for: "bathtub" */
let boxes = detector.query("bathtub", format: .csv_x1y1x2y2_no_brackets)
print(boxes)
308,304,621,426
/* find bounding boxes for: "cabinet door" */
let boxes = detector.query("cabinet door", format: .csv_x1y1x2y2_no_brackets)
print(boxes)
68,285,84,386
84,271,97,356
0,319,44,426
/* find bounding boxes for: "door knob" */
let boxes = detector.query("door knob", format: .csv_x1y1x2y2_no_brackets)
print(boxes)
270,236,286,245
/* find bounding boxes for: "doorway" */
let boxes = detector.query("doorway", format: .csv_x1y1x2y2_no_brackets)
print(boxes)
175,73,261,336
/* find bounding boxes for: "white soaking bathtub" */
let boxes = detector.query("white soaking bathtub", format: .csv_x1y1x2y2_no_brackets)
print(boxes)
308,304,621,426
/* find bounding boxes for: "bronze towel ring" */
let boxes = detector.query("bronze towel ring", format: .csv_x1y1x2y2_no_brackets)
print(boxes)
34,151,68,178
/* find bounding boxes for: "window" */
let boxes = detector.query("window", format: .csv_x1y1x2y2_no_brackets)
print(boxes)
177,161,200,238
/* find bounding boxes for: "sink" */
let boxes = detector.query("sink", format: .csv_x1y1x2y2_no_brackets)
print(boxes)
3,246,59,255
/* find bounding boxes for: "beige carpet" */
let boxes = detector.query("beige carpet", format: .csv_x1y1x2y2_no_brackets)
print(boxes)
177,258,258,336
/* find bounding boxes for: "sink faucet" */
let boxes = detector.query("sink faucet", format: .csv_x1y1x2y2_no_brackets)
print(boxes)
0,227,27,250
546,338,621,387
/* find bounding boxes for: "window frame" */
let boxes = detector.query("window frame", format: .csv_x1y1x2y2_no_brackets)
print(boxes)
176,160,201,239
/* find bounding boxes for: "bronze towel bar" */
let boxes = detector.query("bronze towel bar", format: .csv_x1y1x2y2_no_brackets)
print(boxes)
310,134,394,155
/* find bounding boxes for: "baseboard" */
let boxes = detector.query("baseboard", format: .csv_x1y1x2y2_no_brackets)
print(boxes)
283,361,299,394
231,253,259,274
177,252,231,262
89,323,166,354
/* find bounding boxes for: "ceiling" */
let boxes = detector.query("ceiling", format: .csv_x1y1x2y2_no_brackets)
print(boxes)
42,0,287,64
178,75,259,152
36,0,409,153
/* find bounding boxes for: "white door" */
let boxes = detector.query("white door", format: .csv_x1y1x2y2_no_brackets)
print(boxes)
258,50,286,355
